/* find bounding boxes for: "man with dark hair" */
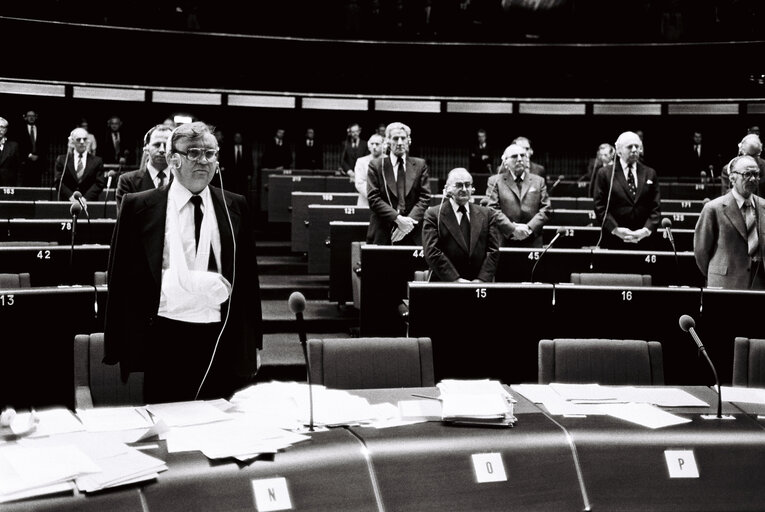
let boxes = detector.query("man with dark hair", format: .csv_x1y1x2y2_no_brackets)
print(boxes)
115,124,173,210
340,123,366,178
18,110,45,187
105,121,262,403
468,129,493,174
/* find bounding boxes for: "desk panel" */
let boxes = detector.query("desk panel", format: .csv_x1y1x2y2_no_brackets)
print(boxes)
408,282,555,383
589,249,704,287
328,221,368,304
0,187,56,201
0,245,110,286
35,201,117,220
542,226,694,252
291,192,358,253
494,248,595,284
6,219,115,245
307,205,369,274
268,175,326,222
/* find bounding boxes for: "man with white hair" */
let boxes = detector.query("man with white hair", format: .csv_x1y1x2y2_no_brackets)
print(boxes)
423,168,506,282
592,130,661,248
720,133,765,195
53,127,106,202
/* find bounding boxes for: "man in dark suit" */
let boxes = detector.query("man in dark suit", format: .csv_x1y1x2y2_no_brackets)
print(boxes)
260,128,291,170
340,123,367,178
100,116,134,167
17,110,46,187
485,143,551,248
686,131,717,179
53,127,106,202
295,128,323,170
217,131,253,199
0,117,21,187
104,121,261,403
116,124,173,210
423,168,503,282
695,155,765,290
592,131,661,248
468,129,494,174
366,122,431,245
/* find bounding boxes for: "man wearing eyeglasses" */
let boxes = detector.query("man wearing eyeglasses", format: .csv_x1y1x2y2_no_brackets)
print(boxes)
105,121,262,403
484,143,551,248
695,155,765,290
115,124,173,211
423,168,509,282
54,127,105,201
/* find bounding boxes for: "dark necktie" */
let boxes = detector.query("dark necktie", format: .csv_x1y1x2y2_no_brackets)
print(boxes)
29,126,36,153
626,163,637,198
458,204,470,247
76,154,85,180
113,133,120,156
189,195,217,271
396,158,406,213
743,201,759,259
157,170,166,188
514,173,523,195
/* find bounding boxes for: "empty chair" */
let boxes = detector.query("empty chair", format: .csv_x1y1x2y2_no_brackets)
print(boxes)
0,273,31,287
74,332,143,408
308,337,435,389
570,272,652,287
538,338,664,385
732,337,765,387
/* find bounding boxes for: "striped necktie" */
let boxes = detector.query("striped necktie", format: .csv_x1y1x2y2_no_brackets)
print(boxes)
743,201,759,259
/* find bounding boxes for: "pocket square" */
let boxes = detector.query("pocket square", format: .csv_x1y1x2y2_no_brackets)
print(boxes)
529,187,537,192
646,180,653,185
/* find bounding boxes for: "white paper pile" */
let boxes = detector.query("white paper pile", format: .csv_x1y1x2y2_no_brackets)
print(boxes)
437,379,516,425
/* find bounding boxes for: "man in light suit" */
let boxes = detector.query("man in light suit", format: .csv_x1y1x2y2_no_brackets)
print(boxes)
423,168,504,282
54,127,106,202
513,136,546,180
0,117,21,187
592,131,661,249
353,134,384,207
105,122,261,403
366,122,431,245
695,155,765,290
485,143,551,248
116,124,173,210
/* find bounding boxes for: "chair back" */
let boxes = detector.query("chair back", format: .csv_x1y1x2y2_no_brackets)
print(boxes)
73,333,144,408
570,273,652,286
94,271,108,286
538,338,664,385
733,337,765,387
308,337,435,389
0,273,31,287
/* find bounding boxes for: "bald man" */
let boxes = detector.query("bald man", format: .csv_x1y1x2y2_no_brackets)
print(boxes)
592,131,661,248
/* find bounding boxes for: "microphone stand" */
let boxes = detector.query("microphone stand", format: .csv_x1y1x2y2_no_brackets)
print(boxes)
688,328,722,419
69,206,79,286
296,313,315,432
530,229,564,282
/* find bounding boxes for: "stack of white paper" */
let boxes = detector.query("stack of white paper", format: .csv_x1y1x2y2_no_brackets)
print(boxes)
437,379,515,425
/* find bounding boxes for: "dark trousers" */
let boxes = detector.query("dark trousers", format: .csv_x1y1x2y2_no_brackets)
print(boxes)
143,316,239,404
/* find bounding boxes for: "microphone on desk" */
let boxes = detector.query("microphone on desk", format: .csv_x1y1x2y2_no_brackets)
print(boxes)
679,314,722,419
72,191,89,219
530,226,566,282
549,175,564,194
288,291,314,431
662,217,678,270
104,170,117,216
69,202,82,286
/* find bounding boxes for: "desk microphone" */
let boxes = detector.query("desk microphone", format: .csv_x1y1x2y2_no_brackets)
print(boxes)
549,174,564,194
662,217,678,271
69,202,81,285
679,314,722,419
104,170,117,216
531,226,566,282
72,191,89,219
288,291,314,431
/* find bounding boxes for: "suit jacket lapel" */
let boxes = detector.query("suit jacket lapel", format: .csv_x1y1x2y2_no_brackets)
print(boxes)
613,161,634,203
67,156,79,181
210,187,237,281
520,176,531,200
405,157,414,196
722,193,748,241
0,144,8,167
468,203,484,254
141,170,155,191
502,173,520,200
139,188,169,289
442,203,468,253
383,158,397,199
635,163,647,198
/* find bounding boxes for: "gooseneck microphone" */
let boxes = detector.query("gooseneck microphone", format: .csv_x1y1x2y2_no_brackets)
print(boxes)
662,217,678,271
288,291,314,431
531,226,566,282
549,174,564,194
104,170,117,217
69,202,81,285
679,314,722,419
72,191,89,219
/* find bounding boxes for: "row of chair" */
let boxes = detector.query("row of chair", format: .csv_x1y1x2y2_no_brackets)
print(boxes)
75,334,765,408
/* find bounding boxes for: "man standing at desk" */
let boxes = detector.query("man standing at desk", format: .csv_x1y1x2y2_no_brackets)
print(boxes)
54,127,106,202
695,155,765,290
105,122,262,403
423,168,503,282
592,131,661,248
115,124,173,211
367,122,431,245
485,143,550,248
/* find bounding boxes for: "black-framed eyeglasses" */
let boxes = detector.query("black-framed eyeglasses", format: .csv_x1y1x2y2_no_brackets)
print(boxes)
451,182,473,190
73,137,89,143
175,148,219,161
732,170,761,180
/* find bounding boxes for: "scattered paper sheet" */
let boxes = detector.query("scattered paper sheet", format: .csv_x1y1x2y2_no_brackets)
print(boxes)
599,403,692,429
720,386,765,404
147,401,232,427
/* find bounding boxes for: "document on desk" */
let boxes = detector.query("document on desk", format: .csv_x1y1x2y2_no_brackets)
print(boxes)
0,443,100,496
146,400,233,427
599,403,692,429
720,386,765,404
76,406,154,432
